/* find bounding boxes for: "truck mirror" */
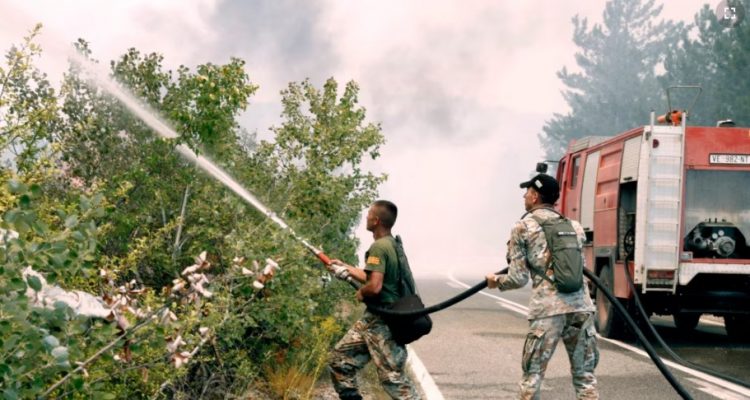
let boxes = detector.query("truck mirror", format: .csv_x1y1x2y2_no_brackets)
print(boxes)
536,162,548,174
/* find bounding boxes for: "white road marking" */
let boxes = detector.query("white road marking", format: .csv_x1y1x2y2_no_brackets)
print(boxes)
496,300,530,316
446,274,750,399
445,281,465,290
407,345,445,400
686,377,749,400
699,317,725,328
446,274,529,316
597,335,750,398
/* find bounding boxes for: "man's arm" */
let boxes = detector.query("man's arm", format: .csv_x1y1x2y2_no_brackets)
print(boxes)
357,270,383,301
327,259,384,301
487,220,530,290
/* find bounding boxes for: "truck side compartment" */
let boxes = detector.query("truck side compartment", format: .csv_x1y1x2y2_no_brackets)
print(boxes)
556,123,750,339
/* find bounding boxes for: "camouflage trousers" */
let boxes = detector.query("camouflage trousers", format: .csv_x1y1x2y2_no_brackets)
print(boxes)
328,311,420,400
519,312,599,399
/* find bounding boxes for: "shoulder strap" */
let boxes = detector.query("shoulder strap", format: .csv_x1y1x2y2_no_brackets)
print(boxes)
526,215,557,286
527,262,556,286
520,207,565,220
390,235,416,296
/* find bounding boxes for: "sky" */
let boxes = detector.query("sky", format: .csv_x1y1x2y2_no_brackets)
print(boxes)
1,0,712,279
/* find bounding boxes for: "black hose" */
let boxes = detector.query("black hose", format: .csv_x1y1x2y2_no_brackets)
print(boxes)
584,268,693,399
340,265,693,398
621,250,750,388
367,279,488,317
360,268,507,317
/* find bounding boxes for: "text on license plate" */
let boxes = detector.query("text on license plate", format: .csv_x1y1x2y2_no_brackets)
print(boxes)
709,154,750,164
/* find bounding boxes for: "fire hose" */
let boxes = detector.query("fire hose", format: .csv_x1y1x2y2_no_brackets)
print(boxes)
321,236,750,398
72,57,709,399
321,242,749,397
583,267,692,399
324,260,692,399
620,245,750,389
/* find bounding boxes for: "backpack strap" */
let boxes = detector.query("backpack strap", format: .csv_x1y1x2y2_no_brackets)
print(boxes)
520,206,565,220
389,235,416,297
526,214,557,287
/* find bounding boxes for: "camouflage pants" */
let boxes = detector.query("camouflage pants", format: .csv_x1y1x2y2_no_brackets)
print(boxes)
519,312,599,399
328,311,420,400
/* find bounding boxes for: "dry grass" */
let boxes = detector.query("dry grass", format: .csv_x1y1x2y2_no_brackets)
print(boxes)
263,317,341,399
252,310,424,400
265,364,317,400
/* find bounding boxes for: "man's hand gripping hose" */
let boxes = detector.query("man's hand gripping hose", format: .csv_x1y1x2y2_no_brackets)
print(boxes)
326,260,362,289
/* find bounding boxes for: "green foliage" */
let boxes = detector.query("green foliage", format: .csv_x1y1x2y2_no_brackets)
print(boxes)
1,24,385,399
0,24,59,172
0,182,109,398
252,78,385,262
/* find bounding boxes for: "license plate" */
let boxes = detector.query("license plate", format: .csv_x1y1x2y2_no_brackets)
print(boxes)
709,153,750,164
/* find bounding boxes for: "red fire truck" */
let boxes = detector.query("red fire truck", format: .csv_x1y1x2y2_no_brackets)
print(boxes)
552,111,750,339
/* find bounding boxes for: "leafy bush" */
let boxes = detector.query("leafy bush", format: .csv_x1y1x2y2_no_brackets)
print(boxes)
1,25,384,398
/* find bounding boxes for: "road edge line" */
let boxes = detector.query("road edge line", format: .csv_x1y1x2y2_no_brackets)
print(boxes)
446,274,750,398
407,345,445,400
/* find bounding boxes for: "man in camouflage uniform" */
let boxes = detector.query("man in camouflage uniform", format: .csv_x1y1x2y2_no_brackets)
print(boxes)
327,200,420,400
486,174,599,399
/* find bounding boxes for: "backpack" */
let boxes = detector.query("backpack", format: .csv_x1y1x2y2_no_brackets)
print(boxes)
372,236,432,345
525,209,584,293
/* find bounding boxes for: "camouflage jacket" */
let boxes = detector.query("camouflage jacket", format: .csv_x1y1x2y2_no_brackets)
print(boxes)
495,207,595,320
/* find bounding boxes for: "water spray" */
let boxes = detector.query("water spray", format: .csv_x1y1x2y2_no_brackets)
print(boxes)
68,52,335,268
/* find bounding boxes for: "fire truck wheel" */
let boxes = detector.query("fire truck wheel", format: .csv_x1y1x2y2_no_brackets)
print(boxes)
724,315,750,341
673,312,700,331
595,264,628,339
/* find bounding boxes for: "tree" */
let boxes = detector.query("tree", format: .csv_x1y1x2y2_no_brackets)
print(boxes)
661,0,750,126
1,25,386,398
541,0,681,158
0,24,59,173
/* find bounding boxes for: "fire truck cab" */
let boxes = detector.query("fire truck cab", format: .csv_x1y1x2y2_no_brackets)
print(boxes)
554,113,750,339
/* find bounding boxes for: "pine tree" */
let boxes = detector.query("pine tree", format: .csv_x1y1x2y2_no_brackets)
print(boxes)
541,0,680,158
662,0,750,127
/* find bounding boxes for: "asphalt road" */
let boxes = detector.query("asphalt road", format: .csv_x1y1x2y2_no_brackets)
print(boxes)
410,277,750,400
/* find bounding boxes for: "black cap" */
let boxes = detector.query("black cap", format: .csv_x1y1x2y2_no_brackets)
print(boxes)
520,173,560,203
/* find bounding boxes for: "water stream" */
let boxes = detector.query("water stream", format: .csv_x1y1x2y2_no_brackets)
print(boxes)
68,51,323,256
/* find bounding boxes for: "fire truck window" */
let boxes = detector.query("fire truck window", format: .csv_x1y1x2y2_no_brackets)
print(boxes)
558,160,566,184
571,156,581,188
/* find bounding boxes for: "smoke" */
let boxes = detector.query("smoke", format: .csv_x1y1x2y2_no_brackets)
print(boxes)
205,0,338,95
2,0,711,281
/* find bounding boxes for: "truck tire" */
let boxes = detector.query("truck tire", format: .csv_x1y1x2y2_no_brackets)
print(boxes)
595,264,628,339
724,315,750,341
673,312,700,331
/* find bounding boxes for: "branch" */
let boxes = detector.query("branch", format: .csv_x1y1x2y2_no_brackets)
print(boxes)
0,47,26,104
172,185,190,261
0,25,42,106
39,306,167,398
